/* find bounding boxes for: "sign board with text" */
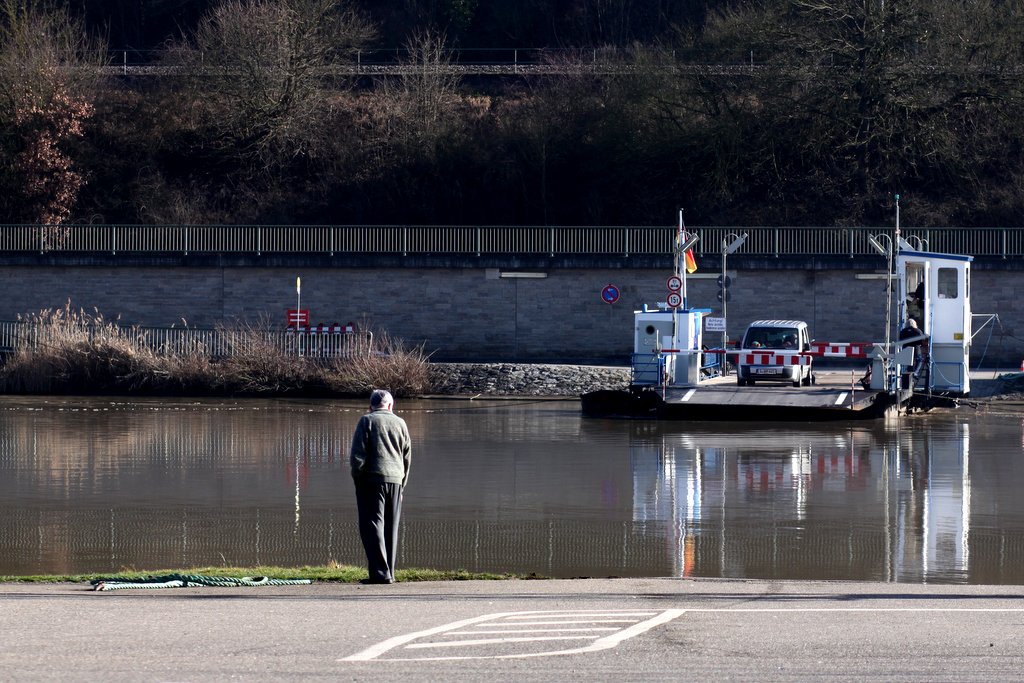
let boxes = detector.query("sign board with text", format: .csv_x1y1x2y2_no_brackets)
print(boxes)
704,317,726,332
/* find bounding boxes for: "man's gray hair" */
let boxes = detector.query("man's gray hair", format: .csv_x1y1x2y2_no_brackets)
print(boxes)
370,389,394,409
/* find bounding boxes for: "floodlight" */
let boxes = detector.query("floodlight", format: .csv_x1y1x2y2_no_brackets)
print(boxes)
679,234,700,253
867,235,890,256
723,232,748,255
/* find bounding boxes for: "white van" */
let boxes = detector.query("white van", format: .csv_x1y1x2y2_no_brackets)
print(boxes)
736,320,812,387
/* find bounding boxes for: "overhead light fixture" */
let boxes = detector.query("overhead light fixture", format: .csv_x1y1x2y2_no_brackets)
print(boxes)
867,235,889,256
679,234,700,253
723,232,748,255
499,271,548,279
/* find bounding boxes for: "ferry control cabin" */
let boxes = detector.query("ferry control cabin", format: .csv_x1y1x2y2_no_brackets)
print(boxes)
873,248,973,395
632,305,712,387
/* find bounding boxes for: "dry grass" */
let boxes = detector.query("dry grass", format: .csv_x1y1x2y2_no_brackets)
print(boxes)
327,329,432,397
0,306,432,397
1,305,170,393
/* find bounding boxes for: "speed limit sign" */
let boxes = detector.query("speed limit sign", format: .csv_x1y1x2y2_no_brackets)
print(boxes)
667,292,682,308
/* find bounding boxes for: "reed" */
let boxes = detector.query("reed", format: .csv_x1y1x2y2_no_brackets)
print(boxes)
328,329,433,397
0,306,432,397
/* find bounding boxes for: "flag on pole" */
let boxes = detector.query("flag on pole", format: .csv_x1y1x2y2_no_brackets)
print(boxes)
677,210,698,274
684,246,697,273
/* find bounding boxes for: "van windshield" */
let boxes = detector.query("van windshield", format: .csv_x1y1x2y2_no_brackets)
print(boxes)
743,327,800,350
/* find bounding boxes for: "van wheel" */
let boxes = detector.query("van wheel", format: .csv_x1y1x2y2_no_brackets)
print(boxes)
802,375,812,386
792,380,801,387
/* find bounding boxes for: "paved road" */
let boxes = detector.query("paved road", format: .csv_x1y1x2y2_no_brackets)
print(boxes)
3,578,1023,681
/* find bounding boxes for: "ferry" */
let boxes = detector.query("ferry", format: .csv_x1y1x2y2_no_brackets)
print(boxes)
581,212,979,421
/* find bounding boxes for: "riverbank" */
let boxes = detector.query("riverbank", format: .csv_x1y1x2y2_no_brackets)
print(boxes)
429,362,630,397
0,565,525,585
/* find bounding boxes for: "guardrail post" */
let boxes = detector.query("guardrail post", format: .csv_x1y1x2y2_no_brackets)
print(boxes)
112,224,117,255
550,227,555,257
257,226,261,255
774,227,780,257
184,225,189,255
1003,227,1008,259
475,226,481,256
625,227,630,258
402,225,407,256
330,226,334,256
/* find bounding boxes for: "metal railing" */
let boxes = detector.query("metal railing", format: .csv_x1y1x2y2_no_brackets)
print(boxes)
100,46,766,71
0,321,358,359
2,224,1022,259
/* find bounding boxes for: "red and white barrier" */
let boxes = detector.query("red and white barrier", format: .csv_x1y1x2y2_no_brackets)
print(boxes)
808,342,873,358
286,324,346,335
737,352,812,366
702,341,874,364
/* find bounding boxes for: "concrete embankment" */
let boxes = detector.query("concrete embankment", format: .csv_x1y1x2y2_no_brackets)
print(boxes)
429,362,630,397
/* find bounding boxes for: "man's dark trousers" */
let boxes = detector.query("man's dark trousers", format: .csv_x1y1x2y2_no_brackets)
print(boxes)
355,480,403,583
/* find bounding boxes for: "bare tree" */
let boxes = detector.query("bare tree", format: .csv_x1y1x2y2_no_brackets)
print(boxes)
173,0,375,167
376,29,461,157
0,0,105,225
670,0,1024,224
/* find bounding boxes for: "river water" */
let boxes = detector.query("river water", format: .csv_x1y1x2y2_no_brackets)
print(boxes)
2,395,1022,583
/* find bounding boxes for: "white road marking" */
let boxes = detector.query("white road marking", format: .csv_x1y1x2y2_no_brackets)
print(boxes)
682,389,697,402
452,628,620,635
484,619,641,625
505,612,656,619
407,635,600,649
835,392,849,405
340,609,685,662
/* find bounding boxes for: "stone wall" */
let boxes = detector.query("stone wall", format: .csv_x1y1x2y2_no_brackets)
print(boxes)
1,263,1019,364
430,363,631,396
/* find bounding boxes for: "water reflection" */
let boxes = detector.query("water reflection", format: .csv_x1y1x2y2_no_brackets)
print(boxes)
1,396,1022,583
627,420,986,582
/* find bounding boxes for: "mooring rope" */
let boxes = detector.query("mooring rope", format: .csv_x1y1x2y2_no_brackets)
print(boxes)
91,574,312,591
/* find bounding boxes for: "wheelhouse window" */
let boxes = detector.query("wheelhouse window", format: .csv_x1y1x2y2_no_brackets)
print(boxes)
937,268,958,299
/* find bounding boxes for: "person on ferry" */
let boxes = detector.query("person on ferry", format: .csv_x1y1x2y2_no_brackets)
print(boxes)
898,318,929,387
907,281,925,327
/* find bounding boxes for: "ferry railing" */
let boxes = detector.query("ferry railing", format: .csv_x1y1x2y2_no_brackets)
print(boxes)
631,353,664,386
0,321,358,359
1,225,1023,258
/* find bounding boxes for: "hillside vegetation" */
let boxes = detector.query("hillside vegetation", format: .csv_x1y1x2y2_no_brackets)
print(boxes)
2,0,1023,228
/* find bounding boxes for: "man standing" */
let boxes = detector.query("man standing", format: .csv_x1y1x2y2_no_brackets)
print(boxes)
898,318,929,388
350,389,411,584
